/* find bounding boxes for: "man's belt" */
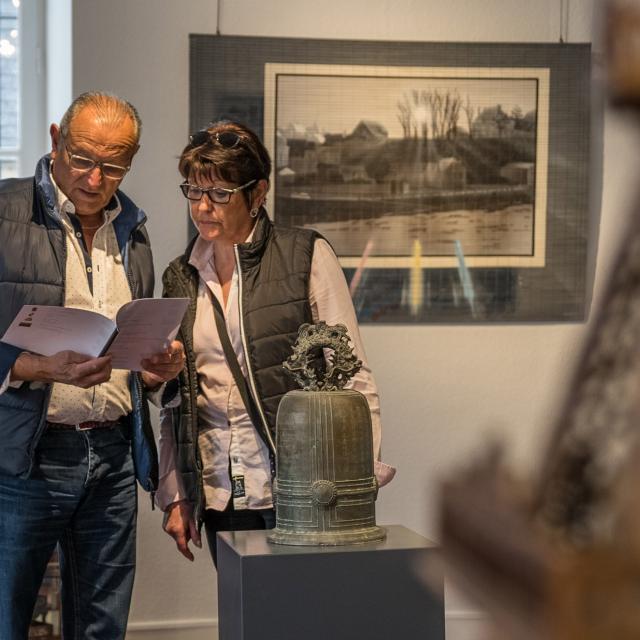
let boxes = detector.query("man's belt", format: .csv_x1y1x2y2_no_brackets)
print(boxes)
45,419,123,431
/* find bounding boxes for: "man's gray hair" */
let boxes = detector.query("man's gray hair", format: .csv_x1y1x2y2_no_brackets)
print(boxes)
58,91,142,144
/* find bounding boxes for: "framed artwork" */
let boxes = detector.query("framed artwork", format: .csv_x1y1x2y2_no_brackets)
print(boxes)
190,36,591,322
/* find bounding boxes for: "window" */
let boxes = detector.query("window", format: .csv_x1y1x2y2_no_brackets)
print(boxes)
0,0,19,178
0,0,47,180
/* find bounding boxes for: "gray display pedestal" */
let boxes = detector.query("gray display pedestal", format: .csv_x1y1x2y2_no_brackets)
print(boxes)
217,524,444,640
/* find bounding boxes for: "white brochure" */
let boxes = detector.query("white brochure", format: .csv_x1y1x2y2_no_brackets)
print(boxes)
1,298,190,371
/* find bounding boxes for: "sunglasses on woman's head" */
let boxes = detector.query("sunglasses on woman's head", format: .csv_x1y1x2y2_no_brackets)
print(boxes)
189,129,242,149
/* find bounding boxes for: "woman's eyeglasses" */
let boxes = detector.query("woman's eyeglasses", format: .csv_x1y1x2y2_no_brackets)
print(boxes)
180,179,256,204
189,129,242,149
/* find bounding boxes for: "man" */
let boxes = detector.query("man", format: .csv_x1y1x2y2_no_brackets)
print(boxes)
0,92,183,639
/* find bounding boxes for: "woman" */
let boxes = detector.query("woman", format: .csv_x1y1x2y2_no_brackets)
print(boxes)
157,120,394,565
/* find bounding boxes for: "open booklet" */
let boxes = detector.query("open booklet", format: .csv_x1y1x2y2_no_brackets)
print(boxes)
1,298,190,371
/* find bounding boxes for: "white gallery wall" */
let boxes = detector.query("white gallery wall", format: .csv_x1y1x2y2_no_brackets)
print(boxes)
67,1,636,638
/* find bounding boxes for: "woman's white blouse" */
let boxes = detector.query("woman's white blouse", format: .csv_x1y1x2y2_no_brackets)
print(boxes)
156,234,394,512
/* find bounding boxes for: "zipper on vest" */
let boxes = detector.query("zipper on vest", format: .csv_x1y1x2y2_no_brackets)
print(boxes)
173,268,204,525
233,244,277,454
26,386,54,471
29,213,66,468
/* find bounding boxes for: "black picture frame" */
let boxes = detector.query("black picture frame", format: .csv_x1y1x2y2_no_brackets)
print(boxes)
190,35,591,323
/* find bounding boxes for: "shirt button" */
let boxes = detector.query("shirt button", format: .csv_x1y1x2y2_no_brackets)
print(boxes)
87,266,92,273
76,232,82,238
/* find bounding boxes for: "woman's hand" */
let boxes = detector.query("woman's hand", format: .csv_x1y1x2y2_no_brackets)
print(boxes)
162,499,201,561
141,340,185,390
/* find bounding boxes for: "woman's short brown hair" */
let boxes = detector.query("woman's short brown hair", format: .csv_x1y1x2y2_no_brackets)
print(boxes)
179,120,271,196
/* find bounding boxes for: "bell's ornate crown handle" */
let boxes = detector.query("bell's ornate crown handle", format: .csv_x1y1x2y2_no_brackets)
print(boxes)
284,321,362,391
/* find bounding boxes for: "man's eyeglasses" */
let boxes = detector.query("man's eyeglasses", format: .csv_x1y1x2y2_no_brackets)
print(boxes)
189,129,242,149
180,179,256,204
64,143,130,180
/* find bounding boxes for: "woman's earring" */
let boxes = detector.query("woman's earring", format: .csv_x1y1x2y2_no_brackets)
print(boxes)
250,207,260,218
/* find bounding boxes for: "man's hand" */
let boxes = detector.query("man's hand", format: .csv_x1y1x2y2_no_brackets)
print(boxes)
162,499,201,561
12,350,112,388
140,340,185,390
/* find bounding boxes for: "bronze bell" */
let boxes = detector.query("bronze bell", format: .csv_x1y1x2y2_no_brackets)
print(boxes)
267,322,386,546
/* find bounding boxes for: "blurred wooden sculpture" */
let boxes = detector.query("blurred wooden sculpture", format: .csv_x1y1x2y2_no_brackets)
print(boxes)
438,2,640,638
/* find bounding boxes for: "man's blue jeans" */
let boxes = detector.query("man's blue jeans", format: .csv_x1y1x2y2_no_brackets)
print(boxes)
0,423,137,639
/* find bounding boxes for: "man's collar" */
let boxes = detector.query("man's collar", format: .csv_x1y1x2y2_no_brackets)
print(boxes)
49,166,75,216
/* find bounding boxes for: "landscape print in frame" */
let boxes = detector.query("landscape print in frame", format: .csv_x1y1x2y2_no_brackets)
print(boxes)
265,63,549,274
